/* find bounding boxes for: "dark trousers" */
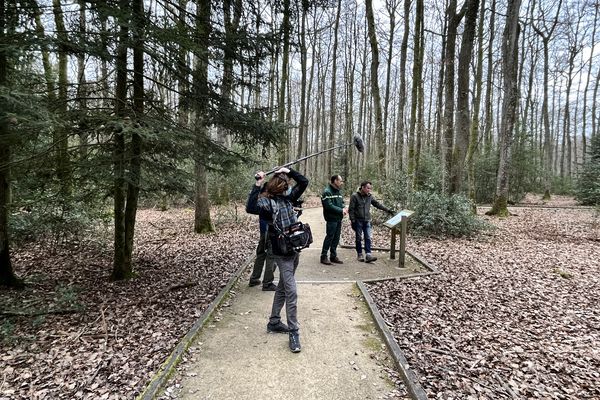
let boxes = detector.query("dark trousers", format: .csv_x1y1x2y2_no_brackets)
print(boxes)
269,252,300,331
249,232,275,287
321,220,342,259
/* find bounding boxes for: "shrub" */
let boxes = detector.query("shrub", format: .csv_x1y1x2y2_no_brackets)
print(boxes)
576,135,600,206
409,191,488,237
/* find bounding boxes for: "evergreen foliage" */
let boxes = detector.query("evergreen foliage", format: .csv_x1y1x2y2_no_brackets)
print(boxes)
409,191,489,237
576,135,600,205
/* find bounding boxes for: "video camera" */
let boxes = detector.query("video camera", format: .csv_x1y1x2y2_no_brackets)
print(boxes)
292,198,304,218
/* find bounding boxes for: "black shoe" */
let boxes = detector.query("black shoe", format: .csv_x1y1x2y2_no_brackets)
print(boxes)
249,279,261,287
262,283,277,291
289,330,301,353
330,256,344,264
267,321,290,334
365,254,377,263
320,257,332,265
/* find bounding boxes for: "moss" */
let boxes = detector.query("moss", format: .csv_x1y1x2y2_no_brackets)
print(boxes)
542,190,551,201
553,268,573,279
362,336,383,352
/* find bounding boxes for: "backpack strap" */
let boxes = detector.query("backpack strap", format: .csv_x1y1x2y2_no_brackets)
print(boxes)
269,199,283,234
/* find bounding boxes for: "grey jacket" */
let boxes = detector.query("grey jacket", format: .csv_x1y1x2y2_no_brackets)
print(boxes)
348,191,392,222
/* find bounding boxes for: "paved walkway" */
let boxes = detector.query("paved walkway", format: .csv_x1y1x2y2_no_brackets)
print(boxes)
161,208,426,400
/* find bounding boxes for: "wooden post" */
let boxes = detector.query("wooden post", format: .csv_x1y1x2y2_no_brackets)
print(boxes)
399,215,407,268
390,228,397,259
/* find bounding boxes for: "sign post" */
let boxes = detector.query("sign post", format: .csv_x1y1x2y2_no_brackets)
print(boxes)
383,210,414,268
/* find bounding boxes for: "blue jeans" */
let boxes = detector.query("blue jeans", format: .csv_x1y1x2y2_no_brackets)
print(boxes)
321,220,342,259
354,220,372,255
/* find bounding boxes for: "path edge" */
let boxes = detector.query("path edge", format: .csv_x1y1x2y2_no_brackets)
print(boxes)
136,255,254,400
357,280,428,400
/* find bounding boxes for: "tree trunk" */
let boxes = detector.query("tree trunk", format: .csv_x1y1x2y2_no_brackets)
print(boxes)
76,0,88,160
396,0,411,170
442,0,465,191
467,0,486,209
297,0,308,160
532,0,563,200
434,13,448,155
487,0,522,217
482,0,496,153
365,0,386,178
450,0,479,194
32,0,56,104
193,0,214,234
123,0,144,273
408,0,423,181
52,0,71,197
327,0,342,176
111,0,131,281
277,0,290,165
592,60,600,142
383,0,398,147
0,0,21,288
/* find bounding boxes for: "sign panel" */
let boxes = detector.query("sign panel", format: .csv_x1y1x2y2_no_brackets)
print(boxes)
383,209,414,229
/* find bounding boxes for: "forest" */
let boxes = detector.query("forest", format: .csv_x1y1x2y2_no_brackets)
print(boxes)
0,0,599,398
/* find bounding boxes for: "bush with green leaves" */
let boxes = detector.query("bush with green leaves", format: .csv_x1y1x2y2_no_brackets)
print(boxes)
409,191,488,237
378,169,410,211
576,135,600,205
414,151,445,193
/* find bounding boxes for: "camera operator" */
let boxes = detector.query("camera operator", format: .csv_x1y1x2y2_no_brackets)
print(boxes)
246,167,309,353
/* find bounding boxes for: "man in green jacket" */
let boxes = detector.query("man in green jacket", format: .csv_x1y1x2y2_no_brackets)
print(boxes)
348,181,394,262
320,175,347,265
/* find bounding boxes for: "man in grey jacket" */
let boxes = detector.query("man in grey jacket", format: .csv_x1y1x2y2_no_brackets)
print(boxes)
348,181,394,262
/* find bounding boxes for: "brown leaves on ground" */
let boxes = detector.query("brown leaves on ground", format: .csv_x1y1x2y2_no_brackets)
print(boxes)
0,208,257,399
367,207,600,399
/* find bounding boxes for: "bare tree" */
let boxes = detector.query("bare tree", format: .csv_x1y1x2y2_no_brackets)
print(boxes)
532,0,563,200
442,0,466,191
395,0,412,170
581,2,598,161
365,0,386,178
450,0,480,194
487,0,522,216
326,0,342,176
467,0,486,208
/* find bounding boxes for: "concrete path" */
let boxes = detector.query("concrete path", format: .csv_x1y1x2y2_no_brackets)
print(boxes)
162,208,426,400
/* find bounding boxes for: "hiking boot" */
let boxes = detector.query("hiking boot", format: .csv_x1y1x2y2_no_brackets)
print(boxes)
249,279,261,287
357,254,365,262
289,330,301,353
320,256,332,265
330,256,344,264
267,321,290,334
262,283,277,291
365,254,377,263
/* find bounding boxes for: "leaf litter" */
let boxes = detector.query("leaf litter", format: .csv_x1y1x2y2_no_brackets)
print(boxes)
364,206,600,399
0,208,257,399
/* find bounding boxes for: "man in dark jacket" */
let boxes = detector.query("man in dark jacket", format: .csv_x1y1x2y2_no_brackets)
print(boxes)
320,175,347,265
348,181,394,262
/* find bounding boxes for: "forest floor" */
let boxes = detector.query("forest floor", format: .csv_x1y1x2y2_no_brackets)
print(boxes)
360,199,600,399
0,207,258,399
1,195,599,399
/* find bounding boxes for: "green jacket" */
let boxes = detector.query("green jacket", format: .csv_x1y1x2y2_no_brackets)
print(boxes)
321,184,344,222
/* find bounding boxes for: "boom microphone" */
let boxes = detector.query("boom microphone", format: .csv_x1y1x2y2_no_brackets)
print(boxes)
255,135,365,180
